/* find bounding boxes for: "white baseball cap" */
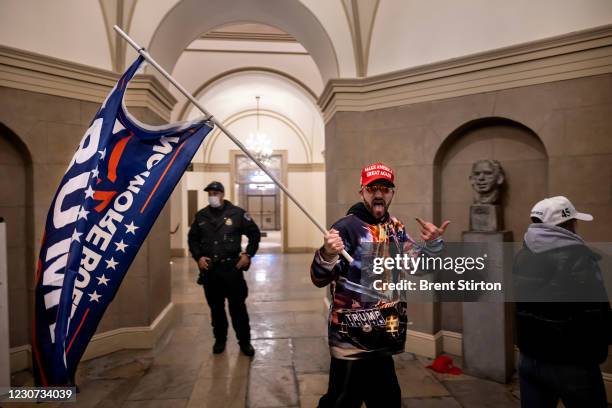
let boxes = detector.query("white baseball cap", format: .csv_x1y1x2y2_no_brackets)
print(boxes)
530,196,593,225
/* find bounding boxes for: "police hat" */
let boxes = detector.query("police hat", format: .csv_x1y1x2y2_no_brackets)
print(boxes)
204,181,225,193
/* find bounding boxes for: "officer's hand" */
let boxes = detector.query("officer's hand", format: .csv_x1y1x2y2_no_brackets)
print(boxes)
323,228,344,260
198,256,211,270
236,254,250,270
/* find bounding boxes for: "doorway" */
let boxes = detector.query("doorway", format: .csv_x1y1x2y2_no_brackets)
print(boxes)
187,190,198,224
0,125,33,373
234,154,283,252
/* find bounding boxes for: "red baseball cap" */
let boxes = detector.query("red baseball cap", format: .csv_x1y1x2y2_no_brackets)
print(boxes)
360,163,395,187
426,355,463,375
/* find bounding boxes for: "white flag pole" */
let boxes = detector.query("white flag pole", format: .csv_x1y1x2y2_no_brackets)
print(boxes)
113,25,354,264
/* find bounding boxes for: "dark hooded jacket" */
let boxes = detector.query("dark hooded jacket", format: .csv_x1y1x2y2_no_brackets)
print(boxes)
513,223,611,365
311,202,443,360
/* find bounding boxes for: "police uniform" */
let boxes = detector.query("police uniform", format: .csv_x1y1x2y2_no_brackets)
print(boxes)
188,194,260,348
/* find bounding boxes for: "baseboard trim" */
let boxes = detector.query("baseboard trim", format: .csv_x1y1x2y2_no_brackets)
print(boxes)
405,329,463,358
8,345,31,373
405,330,441,358
440,330,463,356
81,301,175,360
9,302,175,373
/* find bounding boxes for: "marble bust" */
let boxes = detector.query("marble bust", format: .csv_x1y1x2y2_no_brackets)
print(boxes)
468,160,505,231
469,159,505,205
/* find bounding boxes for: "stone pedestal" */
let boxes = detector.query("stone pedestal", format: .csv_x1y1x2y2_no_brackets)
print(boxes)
461,230,514,383
469,204,502,232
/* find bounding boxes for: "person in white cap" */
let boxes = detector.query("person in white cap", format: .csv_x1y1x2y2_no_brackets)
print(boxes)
513,196,611,408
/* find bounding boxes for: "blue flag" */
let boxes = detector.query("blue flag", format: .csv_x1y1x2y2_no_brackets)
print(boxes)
32,56,213,386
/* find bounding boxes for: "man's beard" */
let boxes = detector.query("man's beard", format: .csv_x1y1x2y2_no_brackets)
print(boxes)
364,197,390,219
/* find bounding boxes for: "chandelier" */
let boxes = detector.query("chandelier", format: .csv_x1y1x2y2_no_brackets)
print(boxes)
246,95,273,167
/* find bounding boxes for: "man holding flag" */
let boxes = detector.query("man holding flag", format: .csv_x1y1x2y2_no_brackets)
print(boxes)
32,56,213,386
311,163,450,407
33,25,360,392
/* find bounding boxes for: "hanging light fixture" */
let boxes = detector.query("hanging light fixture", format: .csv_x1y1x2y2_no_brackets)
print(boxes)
246,95,273,168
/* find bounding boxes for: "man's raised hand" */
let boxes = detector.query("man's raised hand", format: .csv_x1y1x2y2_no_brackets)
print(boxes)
415,217,450,242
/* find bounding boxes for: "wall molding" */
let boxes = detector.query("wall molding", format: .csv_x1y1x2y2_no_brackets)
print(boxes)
184,48,308,56
318,24,612,122
202,30,297,43
0,45,177,121
9,302,175,373
190,162,325,173
288,163,325,172
190,163,230,172
405,330,461,358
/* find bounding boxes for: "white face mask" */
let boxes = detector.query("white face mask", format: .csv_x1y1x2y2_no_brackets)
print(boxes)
208,196,222,208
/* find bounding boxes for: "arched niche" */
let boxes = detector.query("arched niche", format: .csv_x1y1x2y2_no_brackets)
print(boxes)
0,123,34,349
147,0,339,83
433,117,548,333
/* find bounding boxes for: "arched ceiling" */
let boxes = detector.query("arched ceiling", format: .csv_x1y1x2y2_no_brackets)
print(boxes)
186,71,325,163
186,71,321,131
168,23,324,123
147,0,339,83
368,0,612,76
2,1,611,81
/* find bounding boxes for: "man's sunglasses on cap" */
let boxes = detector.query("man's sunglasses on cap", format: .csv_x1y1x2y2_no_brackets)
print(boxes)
363,185,394,194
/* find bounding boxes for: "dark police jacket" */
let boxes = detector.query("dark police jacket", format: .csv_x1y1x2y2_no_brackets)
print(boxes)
513,224,611,365
188,200,261,268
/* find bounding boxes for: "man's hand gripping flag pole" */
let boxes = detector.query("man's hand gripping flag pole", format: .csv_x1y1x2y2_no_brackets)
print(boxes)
113,25,354,264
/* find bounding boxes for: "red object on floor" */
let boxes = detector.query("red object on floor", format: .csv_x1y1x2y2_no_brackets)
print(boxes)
426,355,463,375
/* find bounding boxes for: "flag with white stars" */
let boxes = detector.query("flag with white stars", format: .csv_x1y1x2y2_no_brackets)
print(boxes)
32,56,213,386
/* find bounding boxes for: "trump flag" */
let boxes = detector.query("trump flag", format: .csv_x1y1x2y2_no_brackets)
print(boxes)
32,56,213,386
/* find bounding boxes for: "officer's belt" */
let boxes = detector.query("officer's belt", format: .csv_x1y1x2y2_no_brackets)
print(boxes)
211,256,239,264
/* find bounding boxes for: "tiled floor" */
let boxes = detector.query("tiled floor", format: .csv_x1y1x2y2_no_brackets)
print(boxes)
13,253,521,407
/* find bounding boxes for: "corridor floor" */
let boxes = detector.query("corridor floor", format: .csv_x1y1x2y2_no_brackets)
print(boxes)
14,253,520,407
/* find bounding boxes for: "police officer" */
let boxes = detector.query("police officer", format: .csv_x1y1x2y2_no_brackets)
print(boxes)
188,181,261,356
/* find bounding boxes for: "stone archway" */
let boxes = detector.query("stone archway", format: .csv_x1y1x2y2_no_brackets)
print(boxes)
434,117,548,242
0,124,34,354
177,67,319,122
433,116,548,337
147,0,339,83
